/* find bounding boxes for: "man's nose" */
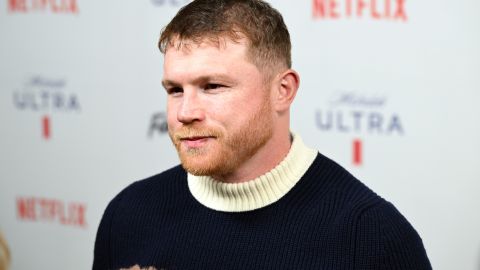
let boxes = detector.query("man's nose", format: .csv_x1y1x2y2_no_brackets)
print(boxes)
177,90,205,124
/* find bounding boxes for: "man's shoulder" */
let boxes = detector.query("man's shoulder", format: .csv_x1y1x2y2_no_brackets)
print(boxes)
310,154,431,268
109,165,187,207
306,152,422,234
308,152,384,208
311,153,427,246
93,165,189,269
128,165,186,191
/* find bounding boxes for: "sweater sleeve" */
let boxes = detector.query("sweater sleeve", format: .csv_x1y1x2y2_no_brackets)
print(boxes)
92,192,123,270
355,201,432,270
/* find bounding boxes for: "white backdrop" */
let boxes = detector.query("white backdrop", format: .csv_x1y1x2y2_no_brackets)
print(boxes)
1,0,479,269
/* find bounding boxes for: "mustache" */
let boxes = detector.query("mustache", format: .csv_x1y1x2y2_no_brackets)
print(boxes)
172,127,222,140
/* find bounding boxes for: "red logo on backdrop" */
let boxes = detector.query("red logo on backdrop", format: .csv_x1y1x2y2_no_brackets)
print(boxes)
16,196,87,228
13,75,81,140
353,138,362,165
8,0,79,13
312,0,407,21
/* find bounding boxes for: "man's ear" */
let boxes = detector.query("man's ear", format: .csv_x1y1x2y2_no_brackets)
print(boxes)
273,69,300,112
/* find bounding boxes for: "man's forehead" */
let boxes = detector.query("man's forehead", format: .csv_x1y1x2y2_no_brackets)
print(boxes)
163,37,253,70
162,38,250,83
162,35,270,82
164,35,249,53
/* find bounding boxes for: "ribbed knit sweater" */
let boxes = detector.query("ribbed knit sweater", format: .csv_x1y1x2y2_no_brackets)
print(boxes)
93,135,431,270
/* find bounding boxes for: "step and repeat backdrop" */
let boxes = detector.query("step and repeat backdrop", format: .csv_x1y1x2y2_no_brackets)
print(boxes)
1,0,479,269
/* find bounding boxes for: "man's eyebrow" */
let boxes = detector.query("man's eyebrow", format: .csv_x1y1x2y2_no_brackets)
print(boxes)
194,74,234,84
161,80,180,89
162,75,234,89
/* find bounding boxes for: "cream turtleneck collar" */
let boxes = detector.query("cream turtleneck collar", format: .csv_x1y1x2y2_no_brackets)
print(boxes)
187,133,318,212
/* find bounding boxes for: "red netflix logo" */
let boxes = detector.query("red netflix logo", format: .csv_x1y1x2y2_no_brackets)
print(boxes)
16,196,87,228
8,0,79,13
312,0,407,21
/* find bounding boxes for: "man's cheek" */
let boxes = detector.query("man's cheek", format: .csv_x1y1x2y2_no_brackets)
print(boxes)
166,111,178,129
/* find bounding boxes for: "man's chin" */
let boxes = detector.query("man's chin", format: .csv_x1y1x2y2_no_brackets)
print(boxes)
181,163,216,176
178,153,213,175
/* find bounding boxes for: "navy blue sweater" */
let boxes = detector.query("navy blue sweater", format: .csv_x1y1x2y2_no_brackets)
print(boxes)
93,153,431,269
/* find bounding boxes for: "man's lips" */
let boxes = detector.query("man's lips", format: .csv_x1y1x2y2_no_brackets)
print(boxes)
180,136,215,148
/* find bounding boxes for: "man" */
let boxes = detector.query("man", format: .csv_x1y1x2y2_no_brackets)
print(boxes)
93,0,432,269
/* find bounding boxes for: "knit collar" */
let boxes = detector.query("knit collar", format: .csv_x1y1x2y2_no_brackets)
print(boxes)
187,133,318,212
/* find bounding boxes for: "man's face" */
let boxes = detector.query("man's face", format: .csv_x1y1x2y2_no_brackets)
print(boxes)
163,38,274,180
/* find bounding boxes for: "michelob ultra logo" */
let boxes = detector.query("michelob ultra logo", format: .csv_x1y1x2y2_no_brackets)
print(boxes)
12,75,81,140
316,91,404,166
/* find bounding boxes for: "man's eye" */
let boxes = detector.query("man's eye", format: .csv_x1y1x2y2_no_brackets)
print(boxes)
205,84,223,90
167,87,183,95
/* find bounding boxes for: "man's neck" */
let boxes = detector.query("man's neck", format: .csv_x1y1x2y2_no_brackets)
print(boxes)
187,133,318,212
